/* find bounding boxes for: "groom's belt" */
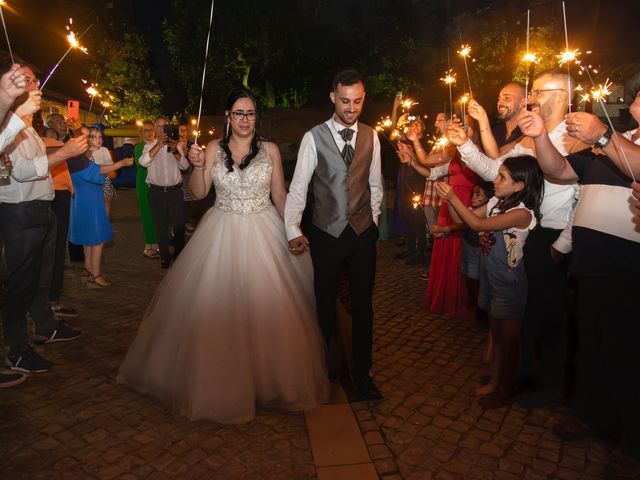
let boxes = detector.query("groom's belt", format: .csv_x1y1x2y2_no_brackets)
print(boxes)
149,183,182,192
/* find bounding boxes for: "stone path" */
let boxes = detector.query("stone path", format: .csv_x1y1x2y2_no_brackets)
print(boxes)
1,189,638,479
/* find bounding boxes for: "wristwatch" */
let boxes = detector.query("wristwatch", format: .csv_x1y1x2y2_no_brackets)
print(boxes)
594,127,612,149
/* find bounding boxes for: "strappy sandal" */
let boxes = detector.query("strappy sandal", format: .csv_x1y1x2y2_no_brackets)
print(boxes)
80,269,92,283
143,249,159,259
87,273,111,288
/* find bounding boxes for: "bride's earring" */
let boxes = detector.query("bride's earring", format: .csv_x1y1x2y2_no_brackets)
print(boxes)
225,121,230,138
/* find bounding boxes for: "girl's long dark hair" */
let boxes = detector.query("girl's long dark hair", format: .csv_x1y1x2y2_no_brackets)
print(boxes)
220,87,262,172
494,155,544,222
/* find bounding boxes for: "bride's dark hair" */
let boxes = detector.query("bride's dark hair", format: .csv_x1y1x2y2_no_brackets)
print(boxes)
220,87,262,173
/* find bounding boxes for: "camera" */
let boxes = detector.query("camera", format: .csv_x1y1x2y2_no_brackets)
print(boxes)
162,124,180,141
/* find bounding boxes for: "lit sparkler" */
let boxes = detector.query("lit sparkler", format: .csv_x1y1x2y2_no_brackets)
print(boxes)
582,68,636,181
457,44,473,98
440,69,457,125
556,48,581,67
411,193,422,209
40,22,93,89
0,0,14,64
459,94,469,125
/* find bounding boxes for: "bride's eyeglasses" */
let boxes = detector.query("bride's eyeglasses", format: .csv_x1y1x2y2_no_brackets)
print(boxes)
231,111,257,121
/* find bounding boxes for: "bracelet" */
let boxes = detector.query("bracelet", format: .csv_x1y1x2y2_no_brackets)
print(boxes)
415,147,423,153
194,166,205,170
480,128,489,133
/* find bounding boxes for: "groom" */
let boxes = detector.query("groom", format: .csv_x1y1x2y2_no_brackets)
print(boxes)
285,69,383,401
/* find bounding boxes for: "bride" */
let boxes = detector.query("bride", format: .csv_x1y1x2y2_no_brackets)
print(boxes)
118,87,329,423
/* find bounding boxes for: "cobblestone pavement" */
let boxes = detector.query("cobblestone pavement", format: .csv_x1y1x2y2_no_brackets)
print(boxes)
360,242,639,480
1,189,638,479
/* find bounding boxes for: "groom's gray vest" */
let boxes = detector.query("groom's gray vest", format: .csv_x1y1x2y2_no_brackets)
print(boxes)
309,123,375,238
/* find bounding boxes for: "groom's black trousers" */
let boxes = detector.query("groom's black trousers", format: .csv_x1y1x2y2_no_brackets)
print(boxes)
308,223,377,377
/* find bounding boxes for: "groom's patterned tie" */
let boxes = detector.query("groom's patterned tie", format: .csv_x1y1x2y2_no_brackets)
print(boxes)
338,128,355,167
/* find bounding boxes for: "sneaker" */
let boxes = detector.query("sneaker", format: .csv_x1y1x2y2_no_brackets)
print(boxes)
0,371,27,388
418,271,429,281
51,303,78,318
6,346,52,373
34,321,81,345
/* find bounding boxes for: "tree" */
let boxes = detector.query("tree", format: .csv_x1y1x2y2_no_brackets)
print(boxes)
89,33,163,124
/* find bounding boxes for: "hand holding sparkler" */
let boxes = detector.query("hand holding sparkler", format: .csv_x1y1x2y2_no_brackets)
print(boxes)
13,89,42,118
565,112,608,144
466,99,488,124
445,120,468,146
435,181,455,201
0,64,26,105
517,110,546,139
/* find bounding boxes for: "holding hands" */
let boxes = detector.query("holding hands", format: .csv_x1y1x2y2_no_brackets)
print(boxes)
288,235,310,256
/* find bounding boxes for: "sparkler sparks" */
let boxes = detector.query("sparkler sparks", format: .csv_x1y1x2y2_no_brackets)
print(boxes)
440,70,456,85
590,79,612,102
40,22,93,89
557,48,581,67
522,52,538,64
457,44,471,58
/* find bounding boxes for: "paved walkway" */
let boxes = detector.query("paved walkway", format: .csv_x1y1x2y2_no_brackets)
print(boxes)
0,189,638,479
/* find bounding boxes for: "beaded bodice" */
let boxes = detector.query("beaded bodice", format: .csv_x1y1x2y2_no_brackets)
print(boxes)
211,146,273,215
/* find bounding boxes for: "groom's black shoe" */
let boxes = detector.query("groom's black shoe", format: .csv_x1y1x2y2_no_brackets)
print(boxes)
353,375,384,401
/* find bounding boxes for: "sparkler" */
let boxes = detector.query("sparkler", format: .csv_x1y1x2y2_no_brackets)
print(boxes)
457,44,473,98
459,93,469,125
411,193,422,209
40,22,93,90
521,9,539,107
194,0,216,144
86,85,98,114
582,67,636,182
0,0,14,64
558,2,579,113
440,69,456,125
97,100,110,124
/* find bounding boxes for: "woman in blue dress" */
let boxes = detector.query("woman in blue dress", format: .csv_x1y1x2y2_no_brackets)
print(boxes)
68,127,133,287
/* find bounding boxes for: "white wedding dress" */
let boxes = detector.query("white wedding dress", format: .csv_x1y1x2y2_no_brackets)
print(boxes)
118,144,329,423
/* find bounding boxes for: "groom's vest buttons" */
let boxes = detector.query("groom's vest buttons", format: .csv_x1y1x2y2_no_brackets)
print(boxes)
310,123,375,238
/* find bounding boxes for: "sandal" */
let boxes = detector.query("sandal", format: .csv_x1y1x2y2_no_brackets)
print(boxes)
143,249,159,259
80,269,92,283
87,273,111,288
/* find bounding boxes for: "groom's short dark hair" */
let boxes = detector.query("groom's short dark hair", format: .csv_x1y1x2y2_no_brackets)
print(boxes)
332,69,364,91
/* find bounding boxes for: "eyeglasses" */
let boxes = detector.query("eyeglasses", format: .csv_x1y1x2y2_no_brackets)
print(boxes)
25,77,41,88
529,88,566,97
230,111,257,121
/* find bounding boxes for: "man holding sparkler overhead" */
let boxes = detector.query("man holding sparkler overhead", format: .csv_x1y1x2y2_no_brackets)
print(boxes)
0,65,88,376
285,69,384,402
519,109,640,461
447,69,589,408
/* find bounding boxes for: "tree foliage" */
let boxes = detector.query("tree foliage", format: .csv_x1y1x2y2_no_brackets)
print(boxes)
89,33,162,123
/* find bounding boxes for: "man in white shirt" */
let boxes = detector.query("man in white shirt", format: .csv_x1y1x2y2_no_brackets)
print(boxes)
285,69,383,401
138,116,189,269
447,69,588,407
0,66,88,375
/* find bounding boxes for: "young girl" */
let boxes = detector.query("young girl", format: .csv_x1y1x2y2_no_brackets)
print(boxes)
88,127,117,216
436,155,543,409
68,127,134,287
